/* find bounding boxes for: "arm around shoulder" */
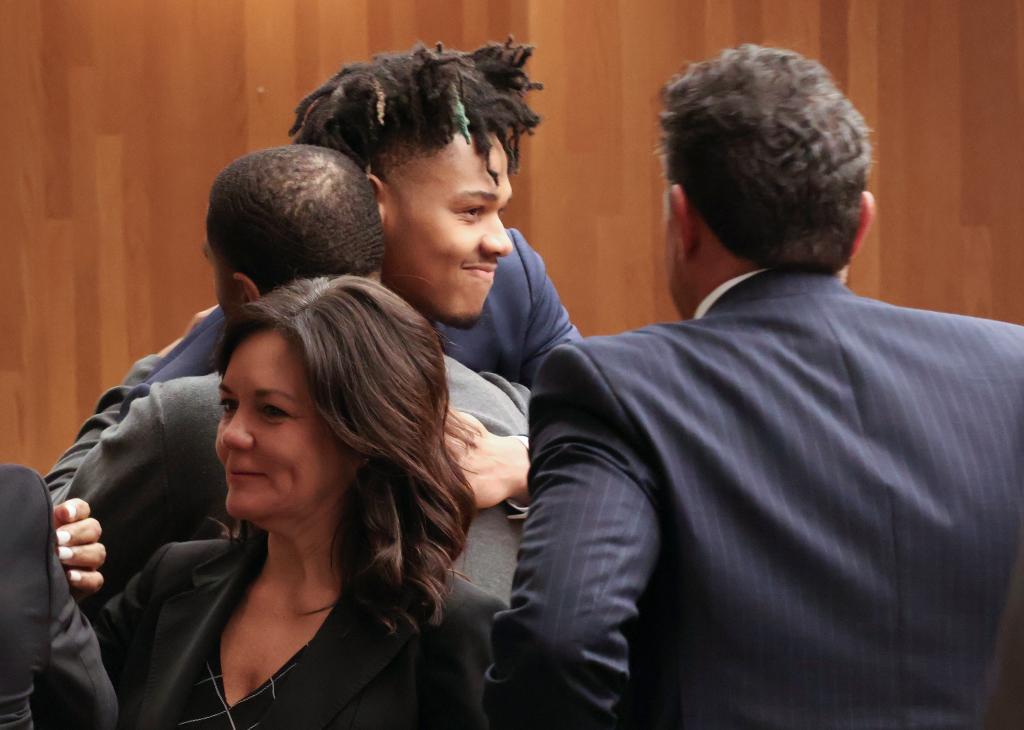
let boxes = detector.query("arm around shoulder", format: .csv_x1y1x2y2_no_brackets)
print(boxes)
45,354,164,504
63,374,224,613
484,343,661,730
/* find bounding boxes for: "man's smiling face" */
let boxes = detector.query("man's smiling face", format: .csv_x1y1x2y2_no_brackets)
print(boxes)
375,135,514,328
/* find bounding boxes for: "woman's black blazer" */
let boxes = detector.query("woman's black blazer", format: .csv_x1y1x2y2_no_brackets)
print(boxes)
94,537,504,730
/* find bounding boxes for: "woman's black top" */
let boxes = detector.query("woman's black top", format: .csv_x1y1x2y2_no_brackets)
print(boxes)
177,640,306,728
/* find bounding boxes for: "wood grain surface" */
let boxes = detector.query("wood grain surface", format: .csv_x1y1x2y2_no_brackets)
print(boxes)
2,0,1022,471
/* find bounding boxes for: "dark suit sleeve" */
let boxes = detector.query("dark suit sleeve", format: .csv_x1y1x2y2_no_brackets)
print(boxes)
45,355,162,505
484,343,661,729
418,580,504,730
55,376,225,617
1,466,118,730
986,529,1024,729
509,229,581,386
32,549,119,730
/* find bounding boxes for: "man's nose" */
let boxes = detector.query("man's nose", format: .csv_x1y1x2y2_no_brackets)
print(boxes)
482,224,513,258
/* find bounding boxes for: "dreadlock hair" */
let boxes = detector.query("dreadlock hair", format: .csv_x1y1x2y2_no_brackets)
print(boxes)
290,38,542,178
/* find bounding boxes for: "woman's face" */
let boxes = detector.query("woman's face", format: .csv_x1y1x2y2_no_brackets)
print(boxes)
216,330,361,532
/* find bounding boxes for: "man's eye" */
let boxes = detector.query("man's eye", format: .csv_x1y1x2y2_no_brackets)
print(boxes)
219,399,238,415
460,207,483,218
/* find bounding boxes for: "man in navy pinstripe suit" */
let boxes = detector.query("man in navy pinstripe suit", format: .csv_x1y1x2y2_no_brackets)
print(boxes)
485,44,1024,729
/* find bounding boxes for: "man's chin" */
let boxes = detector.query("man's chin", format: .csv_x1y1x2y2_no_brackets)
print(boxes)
436,311,483,330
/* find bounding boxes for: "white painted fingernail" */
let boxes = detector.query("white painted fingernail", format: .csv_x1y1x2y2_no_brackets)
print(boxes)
65,503,77,521
56,530,71,546
58,546,74,561
68,570,82,583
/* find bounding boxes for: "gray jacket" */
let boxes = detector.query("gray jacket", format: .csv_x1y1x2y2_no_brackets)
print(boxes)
47,355,528,613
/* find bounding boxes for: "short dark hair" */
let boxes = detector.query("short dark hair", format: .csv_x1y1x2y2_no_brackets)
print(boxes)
217,276,475,631
206,145,384,293
661,44,871,273
289,39,541,177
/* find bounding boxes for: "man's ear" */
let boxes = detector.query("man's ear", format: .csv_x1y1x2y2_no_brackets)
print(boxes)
368,173,389,227
848,190,876,259
669,184,700,260
232,272,261,303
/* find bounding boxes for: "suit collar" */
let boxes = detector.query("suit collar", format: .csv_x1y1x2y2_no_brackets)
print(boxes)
138,538,265,730
259,604,416,729
704,269,851,317
694,269,769,319
190,532,266,587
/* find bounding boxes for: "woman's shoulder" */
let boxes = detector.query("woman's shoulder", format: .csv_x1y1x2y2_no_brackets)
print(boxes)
137,538,244,594
151,538,237,568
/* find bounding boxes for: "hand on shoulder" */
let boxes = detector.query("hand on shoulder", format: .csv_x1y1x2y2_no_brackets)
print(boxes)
53,498,106,600
448,410,529,509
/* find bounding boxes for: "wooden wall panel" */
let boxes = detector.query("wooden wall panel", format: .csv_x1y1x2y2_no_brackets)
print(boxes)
2,0,1023,472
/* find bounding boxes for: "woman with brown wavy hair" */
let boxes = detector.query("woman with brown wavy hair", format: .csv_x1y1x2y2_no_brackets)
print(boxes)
95,276,500,730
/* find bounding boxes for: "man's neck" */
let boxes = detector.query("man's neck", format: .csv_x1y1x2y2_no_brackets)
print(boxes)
678,259,764,319
693,268,769,319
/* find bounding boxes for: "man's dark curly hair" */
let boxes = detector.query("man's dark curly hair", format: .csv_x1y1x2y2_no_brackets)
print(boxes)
661,44,871,273
207,145,384,293
289,39,542,177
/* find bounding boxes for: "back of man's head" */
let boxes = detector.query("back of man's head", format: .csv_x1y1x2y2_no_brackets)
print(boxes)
206,144,384,293
288,39,541,178
661,44,871,273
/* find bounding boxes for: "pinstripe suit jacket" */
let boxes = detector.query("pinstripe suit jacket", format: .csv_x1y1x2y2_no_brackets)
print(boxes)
485,271,1024,729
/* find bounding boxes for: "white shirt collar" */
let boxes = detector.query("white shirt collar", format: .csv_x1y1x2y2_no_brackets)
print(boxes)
693,269,769,319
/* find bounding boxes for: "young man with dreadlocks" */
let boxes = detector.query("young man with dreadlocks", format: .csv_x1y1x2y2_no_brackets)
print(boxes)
284,40,578,518
290,40,579,393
